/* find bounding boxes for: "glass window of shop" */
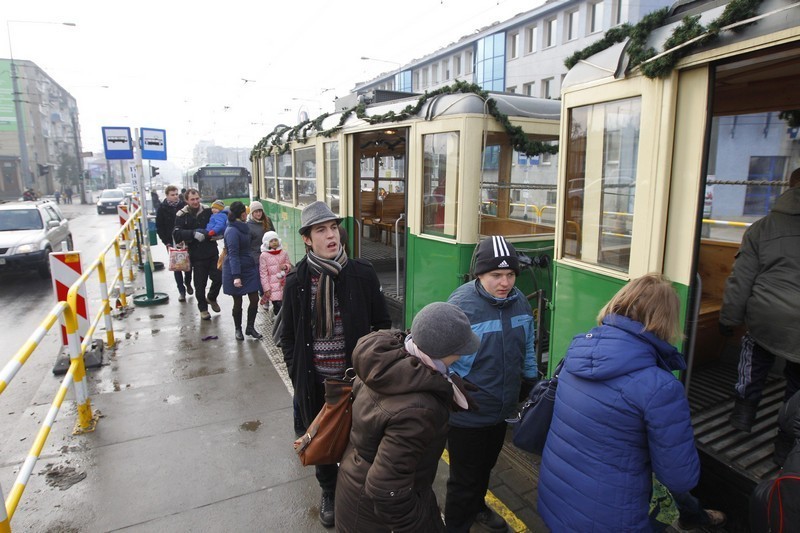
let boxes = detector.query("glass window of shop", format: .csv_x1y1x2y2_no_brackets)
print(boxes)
324,142,340,214
294,147,317,206
422,132,459,238
562,97,641,272
277,152,294,204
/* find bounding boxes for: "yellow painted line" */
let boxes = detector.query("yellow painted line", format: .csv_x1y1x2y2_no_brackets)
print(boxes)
440,448,531,533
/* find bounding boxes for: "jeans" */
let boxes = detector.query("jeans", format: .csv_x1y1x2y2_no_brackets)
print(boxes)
445,422,507,533
191,256,221,312
173,270,192,294
736,335,800,403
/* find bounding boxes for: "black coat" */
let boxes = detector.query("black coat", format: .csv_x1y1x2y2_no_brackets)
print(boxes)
281,256,391,426
173,204,219,261
155,198,186,246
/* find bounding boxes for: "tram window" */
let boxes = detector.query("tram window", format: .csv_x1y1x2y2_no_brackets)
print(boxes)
324,142,340,214
702,113,795,243
562,97,641,273
422,132,459,238
295,147,317,206
277,153,293,204
263,155,276,200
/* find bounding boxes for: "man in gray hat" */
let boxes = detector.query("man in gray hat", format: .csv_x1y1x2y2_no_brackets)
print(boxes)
444,235,537,533
281,201,391,528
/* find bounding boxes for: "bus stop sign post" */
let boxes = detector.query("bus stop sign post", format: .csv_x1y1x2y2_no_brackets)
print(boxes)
132,127,168,307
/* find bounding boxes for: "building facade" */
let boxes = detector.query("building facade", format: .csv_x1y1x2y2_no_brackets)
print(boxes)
0,59,83,200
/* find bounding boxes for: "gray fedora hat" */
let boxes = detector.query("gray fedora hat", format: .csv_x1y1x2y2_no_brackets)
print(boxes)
299,201,342,235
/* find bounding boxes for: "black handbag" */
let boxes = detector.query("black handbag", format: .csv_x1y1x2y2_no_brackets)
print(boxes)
508,359,564,455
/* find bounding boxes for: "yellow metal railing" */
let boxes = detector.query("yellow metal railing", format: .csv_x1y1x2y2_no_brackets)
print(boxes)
0,207,143,527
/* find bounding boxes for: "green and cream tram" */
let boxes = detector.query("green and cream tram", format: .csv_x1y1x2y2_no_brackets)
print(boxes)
550,0,800,517
250,84,560,332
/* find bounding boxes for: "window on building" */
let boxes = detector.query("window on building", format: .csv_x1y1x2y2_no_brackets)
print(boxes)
413,71,421,91
422,68,429,88
509,32,519,59
525,25,537,54
432,63,439,84
475,32,506,91
465,50,474,74
507,86,517,93
523,82,534,96
396,70,412,92
542,78,554,99
567,10,580,41
442,60,450,80
545,18,557,47
562,97,642,272
613,0,623,25
453,55,462,77
324,142,340,214
590,1,604,33
422,132,459,238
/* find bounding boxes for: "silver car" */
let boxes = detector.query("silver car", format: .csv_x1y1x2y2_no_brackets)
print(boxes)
0,200,73,278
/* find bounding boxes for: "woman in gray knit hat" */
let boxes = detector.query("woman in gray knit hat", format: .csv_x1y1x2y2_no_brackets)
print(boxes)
335,302,480,533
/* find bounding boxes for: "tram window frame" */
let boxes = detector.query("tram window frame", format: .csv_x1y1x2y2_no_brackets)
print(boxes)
323,141,340,215
277,152,294,204
263,155,277,200
561,96,641,273
421,131,459,239
294,147,317,207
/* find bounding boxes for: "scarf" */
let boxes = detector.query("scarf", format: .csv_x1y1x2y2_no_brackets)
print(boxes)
404,336,469,410
307,245,348,339
166,199,180,207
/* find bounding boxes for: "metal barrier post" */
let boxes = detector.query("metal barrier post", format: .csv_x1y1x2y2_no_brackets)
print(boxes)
97,256,116,349
1,480,10,533
113,240,129,308
64,295,97,433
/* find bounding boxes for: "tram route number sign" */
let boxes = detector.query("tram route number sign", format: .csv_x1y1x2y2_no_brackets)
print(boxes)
129,163,138,189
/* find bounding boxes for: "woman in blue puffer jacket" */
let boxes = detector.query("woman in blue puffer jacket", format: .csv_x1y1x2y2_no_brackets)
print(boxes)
537,273,725,532
222,201,262,341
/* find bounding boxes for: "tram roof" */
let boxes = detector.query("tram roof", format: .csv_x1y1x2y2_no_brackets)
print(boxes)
563,0,800,89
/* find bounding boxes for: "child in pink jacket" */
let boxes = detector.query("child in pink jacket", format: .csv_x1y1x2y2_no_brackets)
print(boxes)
259,231,292,314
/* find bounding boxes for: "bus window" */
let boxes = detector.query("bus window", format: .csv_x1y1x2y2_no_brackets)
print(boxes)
422,132,459,238
295,147,317,206
562,97,641,272
324,142,340,214
702,113,795,243
278,153,293,203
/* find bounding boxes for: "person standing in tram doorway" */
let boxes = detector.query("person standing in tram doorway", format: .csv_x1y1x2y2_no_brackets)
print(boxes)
173,188,223,321
720,167,800,466
156,185,193,301
444,236,537,533
280,201,391,529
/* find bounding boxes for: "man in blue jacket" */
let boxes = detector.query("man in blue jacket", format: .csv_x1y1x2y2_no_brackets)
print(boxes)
445,236,536,533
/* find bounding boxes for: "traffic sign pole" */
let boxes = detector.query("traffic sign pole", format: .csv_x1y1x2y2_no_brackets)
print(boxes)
132,128,167,307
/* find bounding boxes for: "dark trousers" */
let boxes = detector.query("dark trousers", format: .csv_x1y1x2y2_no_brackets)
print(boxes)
173,269,192,294
272,300,282,315
191,256,221,312
736,335,800,403
445,422,507,533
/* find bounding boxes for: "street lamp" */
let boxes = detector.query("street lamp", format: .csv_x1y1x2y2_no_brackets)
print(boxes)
7,20,76,190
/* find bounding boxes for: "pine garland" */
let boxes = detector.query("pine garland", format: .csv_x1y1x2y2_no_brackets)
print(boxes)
564,0,764,79
250,80,558,162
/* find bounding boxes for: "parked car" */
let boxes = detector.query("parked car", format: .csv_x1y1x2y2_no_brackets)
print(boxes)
97,189,127,214
0,200,73,278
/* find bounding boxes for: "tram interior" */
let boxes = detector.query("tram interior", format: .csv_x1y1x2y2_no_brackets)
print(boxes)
688,45,800,488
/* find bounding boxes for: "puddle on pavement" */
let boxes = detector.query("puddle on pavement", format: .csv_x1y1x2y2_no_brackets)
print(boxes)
240,420,262,432
41,464,86,491
184,366,226,379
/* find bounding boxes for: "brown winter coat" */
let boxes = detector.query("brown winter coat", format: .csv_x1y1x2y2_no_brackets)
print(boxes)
335,330,452,533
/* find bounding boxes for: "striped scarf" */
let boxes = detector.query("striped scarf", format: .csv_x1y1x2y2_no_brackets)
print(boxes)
307,245,348,339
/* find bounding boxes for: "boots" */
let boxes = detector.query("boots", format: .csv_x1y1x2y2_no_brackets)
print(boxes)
233,309,244,341
245,307,262,339
319,491,335,528
729,397,759,432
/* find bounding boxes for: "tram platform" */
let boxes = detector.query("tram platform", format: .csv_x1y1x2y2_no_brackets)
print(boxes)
2,243,548,532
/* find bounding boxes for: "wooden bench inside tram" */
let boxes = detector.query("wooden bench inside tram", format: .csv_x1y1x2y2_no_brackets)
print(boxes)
360,191,378,238
694,239,740,364
376,193,405,244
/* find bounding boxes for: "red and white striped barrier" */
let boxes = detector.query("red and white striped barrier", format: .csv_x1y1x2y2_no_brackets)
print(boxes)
50,252,90,346
117,203,129,228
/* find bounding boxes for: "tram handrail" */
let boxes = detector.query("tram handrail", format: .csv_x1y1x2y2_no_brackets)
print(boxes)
395,214,405,298
0,207,143,527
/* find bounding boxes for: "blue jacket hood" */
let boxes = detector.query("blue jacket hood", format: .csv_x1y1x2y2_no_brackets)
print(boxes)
565,314,685,382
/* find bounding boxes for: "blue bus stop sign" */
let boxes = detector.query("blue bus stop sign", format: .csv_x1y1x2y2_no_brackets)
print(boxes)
102,127,134,160
141,128,167,160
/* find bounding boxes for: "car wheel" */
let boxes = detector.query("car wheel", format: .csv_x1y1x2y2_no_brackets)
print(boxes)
37,247,52,279
97,208,103,214
66,235,74,251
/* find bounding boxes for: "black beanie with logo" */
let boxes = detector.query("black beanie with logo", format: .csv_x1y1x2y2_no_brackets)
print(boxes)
473,236,520,276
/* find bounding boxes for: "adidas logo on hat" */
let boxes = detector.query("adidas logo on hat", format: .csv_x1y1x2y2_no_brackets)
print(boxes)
498,260,509,268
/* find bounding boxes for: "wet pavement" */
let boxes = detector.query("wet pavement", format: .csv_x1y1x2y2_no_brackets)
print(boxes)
1,228,547,532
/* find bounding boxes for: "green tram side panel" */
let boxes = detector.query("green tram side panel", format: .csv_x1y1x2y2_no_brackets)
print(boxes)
549,262,691,376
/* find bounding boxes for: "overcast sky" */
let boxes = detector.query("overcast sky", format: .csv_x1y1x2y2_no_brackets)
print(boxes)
3,0,543,168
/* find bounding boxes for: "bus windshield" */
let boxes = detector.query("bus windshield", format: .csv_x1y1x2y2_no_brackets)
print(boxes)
193,166,251,203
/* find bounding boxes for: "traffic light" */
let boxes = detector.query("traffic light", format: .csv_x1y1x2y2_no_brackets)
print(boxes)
151,166,160,178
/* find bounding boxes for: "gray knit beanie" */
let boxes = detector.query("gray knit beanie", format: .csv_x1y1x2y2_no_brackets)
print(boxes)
411,302,480,358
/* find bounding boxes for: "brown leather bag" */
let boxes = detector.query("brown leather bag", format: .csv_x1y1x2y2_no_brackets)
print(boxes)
293,369,355,466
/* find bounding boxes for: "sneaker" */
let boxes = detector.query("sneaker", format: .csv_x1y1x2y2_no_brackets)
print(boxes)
200,310,211,320
178,292,186,302
319,491,335,528
207,298,221,313
474,508,508,532
185,283,193,295
675,509,727,531
729,397,759,432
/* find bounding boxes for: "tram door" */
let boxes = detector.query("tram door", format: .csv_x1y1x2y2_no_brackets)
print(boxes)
352,129,409,328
